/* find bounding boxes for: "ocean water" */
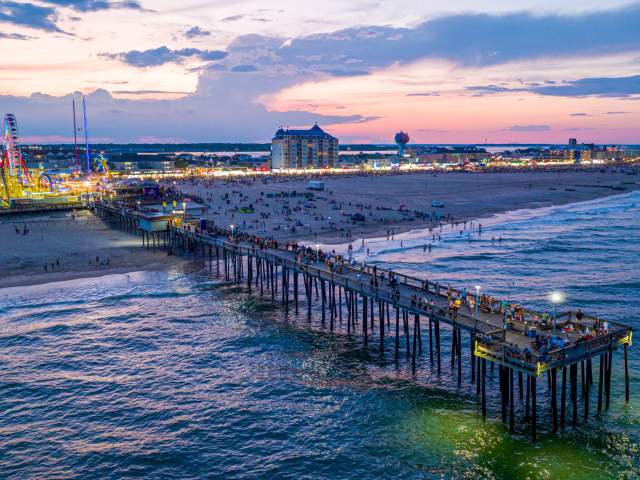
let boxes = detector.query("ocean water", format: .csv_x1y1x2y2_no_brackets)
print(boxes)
1,191,639,479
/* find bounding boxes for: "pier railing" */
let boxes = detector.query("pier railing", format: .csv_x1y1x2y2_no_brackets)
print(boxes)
476,327,632,375
94,201,634,377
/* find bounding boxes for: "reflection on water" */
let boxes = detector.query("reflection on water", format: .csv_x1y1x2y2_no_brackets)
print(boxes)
1,192,639,479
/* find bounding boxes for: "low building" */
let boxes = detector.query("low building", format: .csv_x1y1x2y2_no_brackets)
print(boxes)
271,124,338,170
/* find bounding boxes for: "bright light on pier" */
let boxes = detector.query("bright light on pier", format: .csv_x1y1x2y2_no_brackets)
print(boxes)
549,291,565,304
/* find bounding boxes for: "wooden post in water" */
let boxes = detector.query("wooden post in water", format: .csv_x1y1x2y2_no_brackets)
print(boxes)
625,344,630,402
531,375,537,443
412,314,417,366
470,333,475,384
551,367,558,433
525,375,530,420
597,354,604,415
429,317,434,366
435,320,441,375
605,347,613,410
509,368,515,432
451,326,456,368
476,352,481,395
518,371,523,401
500,366,507,423
561,367,567,429
481,359,487,419
362,295,368,343
457,328,462,386
294,271,299,313
404,310,410,360
395,308,400,360
571,364,578,426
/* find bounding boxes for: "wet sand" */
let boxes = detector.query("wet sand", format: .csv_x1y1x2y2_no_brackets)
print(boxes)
172,169,640,243
1,170,638,289
0,210,187,289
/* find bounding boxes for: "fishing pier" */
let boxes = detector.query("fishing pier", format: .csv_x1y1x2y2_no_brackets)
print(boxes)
94,201,633,441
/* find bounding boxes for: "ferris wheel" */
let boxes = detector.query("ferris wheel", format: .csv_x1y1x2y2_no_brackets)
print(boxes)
1,113,31,183
1,113,34,206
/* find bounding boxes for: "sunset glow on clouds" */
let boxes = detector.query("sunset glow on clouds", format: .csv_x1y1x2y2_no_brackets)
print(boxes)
0,0,639,143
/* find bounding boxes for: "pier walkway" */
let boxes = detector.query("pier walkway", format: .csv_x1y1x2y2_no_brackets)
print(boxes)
94,201,633,441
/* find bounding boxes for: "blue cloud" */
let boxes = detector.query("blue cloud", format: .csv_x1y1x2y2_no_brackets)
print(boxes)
41,0,142,12
531,75,640,97
0,31,33,40
466,85,522,95
466,75,640,98
101,46,228,67
0,0,142,33
184,26,210,38
230,65,258,72
0,1,60,32
505,125,551,132
406,92,440,97
0,88,370,142
274,4,640,70
222,14,243,22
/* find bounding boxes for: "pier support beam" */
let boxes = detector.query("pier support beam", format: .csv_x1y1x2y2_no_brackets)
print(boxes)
561,367,567,429
531,375,537,443
625,344,630,402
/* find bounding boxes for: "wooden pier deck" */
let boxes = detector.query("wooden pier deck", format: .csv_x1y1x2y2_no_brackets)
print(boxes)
94,201,633,441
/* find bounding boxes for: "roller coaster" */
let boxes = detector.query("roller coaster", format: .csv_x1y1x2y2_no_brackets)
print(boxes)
0,113,59,208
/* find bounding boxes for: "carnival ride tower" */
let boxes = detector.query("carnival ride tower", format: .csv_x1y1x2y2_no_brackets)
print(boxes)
0,114,32,207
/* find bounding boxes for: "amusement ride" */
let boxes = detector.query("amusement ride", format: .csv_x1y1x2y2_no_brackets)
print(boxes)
0,113,87,208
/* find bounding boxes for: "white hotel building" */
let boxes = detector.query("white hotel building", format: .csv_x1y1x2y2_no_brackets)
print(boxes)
271,125,339,170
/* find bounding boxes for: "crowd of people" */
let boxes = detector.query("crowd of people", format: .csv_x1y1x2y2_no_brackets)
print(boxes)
178,211,617,367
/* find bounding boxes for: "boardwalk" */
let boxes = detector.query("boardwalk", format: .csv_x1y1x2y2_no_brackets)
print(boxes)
94,201,633,441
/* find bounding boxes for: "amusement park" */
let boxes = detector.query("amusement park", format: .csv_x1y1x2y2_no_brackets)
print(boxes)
0,111,100,210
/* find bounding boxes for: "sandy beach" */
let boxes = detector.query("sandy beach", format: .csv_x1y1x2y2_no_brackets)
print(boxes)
1,169,638,289
172,169,640,243
0,210,188,289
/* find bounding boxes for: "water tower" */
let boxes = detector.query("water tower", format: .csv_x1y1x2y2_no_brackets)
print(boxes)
394,131,410,157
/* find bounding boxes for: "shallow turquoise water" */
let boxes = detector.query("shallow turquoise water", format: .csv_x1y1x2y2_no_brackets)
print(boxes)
1,191,638,479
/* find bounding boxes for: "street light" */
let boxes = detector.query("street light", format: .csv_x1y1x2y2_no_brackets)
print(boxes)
230,224,235,239
507,281,514,304
549,291,565,334
316,243,320,263
474,285,481,322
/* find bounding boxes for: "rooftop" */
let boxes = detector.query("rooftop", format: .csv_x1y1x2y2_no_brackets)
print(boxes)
273,124,337,141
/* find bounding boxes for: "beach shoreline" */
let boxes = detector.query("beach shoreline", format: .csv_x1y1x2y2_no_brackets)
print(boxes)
172,169,639,245
309,187,640,246
0,262,185,291
1,170,638,290
0,210,189,291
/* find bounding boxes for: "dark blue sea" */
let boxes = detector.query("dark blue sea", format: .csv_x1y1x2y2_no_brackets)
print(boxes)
1,190,639,479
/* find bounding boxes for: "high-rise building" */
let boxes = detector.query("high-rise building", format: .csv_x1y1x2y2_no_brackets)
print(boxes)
271,125,338,170
568,138,577,146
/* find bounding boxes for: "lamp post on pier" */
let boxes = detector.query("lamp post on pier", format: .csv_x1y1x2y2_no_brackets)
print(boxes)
550,291,565,334
475,285,481,327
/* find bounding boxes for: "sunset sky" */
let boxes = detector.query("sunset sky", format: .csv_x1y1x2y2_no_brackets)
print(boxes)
0,0,639,143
